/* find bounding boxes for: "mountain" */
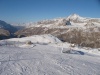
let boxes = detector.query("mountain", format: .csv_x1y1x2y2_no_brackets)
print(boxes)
67,14,100,23
0,20,17,33
15,14,100,48
19,14,100,28
15,14,100,36
0,20,18,40
0,29,10,40
67,14,87,23
67,14,85,20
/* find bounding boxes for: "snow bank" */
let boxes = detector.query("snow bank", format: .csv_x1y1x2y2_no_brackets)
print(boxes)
7,34,62,44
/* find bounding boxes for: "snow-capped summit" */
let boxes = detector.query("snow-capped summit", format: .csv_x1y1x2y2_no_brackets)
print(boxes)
67,14,81,19
20,14,100,28
67,14,86,22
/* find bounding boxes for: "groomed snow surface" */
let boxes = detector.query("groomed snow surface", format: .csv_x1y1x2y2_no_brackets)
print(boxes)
0,34,100,75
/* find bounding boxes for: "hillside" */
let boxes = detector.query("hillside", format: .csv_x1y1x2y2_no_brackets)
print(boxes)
0,20,17,40
0,29,10,40
0,20,17,33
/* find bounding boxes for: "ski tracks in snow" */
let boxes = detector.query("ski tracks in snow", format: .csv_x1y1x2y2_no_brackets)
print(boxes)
0,45,100,75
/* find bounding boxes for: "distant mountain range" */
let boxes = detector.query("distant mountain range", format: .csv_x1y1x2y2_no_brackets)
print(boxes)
15,14,100,37
0,14,100,41
19,14,100,28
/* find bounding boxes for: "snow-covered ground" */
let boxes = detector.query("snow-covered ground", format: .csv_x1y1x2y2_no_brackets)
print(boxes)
7,34,61,44
0,34,100,75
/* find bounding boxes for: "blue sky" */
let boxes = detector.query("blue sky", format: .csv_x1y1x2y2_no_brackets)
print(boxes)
0,0,100,23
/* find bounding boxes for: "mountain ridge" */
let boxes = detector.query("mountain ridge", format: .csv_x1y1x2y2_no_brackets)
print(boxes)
19,14,100,28
0,20,18,40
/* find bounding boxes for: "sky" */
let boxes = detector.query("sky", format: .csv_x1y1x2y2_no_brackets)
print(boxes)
0,0,100,23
